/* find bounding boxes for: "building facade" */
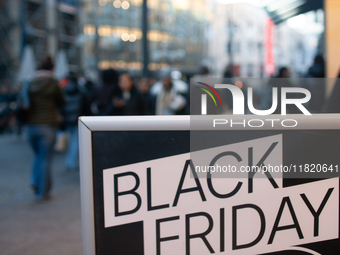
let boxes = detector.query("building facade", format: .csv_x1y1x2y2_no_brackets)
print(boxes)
208,2,324,79
81,0,211,76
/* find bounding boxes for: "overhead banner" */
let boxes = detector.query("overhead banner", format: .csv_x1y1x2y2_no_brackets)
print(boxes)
79,116,340,255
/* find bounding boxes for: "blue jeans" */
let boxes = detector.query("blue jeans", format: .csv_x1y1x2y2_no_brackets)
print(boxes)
25,125,57,199
66,125,79,170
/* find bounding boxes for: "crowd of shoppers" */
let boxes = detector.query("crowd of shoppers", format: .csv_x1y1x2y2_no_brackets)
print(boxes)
13,56,190,202
1,53,336,202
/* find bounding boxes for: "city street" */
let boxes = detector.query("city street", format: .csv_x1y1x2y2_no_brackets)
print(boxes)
0,133,82,255
0,0,336,254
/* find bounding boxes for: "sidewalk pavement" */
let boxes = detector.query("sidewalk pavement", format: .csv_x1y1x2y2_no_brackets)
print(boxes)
0,134,83,255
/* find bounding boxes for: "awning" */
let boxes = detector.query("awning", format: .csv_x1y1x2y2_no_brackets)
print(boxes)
264,0,323,24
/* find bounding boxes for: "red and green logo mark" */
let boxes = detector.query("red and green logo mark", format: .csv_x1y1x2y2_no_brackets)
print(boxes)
196,82,222,107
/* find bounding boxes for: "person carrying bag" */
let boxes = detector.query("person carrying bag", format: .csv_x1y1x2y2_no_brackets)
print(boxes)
24,56,65,202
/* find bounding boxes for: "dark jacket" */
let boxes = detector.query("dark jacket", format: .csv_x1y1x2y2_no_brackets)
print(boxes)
140,93,156,115
26,72,65,125
305,63,326,113
62,79,90,126
94,82,116,115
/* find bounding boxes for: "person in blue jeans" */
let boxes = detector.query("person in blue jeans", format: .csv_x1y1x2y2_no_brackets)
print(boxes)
61,74,91,171
24,56,64,201
26,125,57,198
65,124,79,170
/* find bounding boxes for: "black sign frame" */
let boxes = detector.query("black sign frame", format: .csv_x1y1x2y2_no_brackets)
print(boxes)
79,115,340,255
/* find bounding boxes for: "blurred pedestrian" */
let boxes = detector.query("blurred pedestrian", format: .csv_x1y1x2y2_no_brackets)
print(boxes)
305,54,326,112
199,66,210,76
77,71,95,106
0,85,17,133
223,64,234,78
261,67,297,114
106,72,146,115
61,74,91,171
150,72,188,115
137,77,155,115
277,67,290,78
92,69,118,115
24,55,64,202
307,55,325,78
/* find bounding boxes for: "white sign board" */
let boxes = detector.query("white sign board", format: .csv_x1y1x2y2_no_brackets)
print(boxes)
79,115,340,255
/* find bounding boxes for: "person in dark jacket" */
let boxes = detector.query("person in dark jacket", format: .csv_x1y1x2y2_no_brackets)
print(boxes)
307,55,325,78
264,67,297,114
25,56,65,202
305,54,326,112
106,73,146,115
93,69,118,115
137,77,155,115
62,75,90,171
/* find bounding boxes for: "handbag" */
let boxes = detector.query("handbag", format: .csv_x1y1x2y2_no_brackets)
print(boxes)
54,131,68,152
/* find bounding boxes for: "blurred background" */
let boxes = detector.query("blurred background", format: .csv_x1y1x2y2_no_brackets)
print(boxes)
1,1,340,254
1,0,336,124
0,0,329,82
